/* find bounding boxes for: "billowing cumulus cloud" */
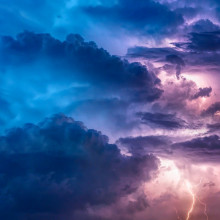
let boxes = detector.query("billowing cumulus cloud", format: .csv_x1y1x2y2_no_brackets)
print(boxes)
1,0,220,219
0,114,158,219
190,19,220,33
0,31,162,134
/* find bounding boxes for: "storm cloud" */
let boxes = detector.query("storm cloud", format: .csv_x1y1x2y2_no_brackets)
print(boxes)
83,0,184,36
174,31,220,52
0,114,158,219
117,135,172,156
137,112,187,130
172,135,220,162
166,54,185,79
191,87,212,99
0,31,162,133
1,0,220,219
207,123,220,133
202,102,220,116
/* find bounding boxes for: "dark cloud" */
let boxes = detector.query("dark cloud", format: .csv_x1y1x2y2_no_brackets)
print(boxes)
1,1,220,219
118,134,220,163
172,135,220,162
174,31,220,52
191,87,212,99
174,7,199,19
190,19,220,33
115,133,220,164
127,47,186,78
137,112,187,129
127,43,220,74
166,54,185,66
126,195,149,213
207,123,220,133
166,54,185,79
1,31,161,101
127,46,181,61
173,135,220,150
126,45,216,120
201,102,220,116
0,31,162,132
83,0,184,36
0,114,158,219
117,135,172,156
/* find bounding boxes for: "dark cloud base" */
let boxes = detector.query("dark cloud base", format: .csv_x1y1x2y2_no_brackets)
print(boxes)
118,134,220,163
137,112,187,130
0,114,158,220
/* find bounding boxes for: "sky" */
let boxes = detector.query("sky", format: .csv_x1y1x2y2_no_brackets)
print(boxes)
1,0,220,219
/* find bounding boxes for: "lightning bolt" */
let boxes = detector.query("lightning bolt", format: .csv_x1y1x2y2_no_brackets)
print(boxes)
195,179,209,220
185,180,209,220
158,158,209,220
186,181,196,220
197,197,209,220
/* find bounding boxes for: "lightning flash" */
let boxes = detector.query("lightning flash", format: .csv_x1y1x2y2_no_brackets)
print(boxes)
145,158,212,220
186,181,196,220
185,180,209,220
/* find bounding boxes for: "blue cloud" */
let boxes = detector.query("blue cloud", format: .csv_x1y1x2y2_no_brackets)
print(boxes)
0,114,158,219
0,31,162,132
83,0,184,36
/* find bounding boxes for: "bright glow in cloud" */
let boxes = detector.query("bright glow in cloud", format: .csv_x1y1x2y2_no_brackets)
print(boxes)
144,157,220,220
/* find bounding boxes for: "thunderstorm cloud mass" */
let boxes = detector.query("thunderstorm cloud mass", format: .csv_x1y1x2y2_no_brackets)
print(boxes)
1,0,220,219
